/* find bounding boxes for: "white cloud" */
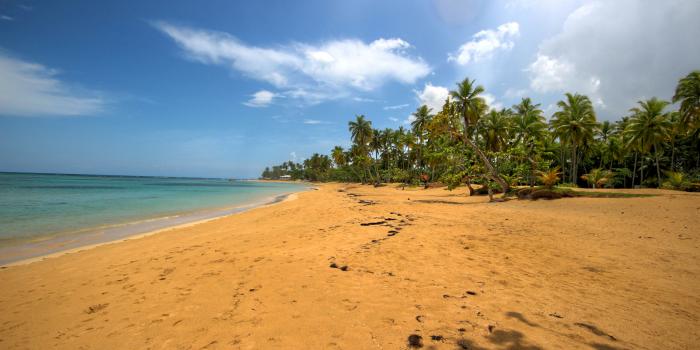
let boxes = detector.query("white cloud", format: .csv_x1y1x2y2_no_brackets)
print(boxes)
243,90,276,107
415,83,449,112
352,96,377,102
403,114,417,125
383,103,409,110
154,22,430,103
504,88,528,99
0,53,104,117
482,93,504,111
1,15,13,21
449,22,520,65
303,119,326,125
526,0,700,118
388,117,399,122
290,151,297,161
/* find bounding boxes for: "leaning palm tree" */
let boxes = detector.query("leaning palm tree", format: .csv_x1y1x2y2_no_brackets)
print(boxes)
624,97,672,187
672,70,700,132
450,78,509,194
550,93,597,184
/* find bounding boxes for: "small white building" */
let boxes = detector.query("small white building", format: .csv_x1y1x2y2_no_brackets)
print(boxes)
279,175,292,180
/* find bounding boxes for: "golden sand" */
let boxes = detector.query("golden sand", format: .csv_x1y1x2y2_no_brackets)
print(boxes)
1,184,698,349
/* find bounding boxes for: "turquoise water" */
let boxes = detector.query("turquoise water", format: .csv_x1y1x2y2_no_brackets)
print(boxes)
0,173,307,262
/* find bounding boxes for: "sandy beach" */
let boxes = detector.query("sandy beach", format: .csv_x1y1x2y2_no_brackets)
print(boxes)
1,184,699,349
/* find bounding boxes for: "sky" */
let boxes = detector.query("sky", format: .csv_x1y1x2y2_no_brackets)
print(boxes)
1,0,699,178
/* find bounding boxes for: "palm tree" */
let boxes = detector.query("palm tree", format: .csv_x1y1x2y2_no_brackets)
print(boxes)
513,98,546,186
450,78,509,193
411,105,433,176
513,98,546,145
331,146,346,168
348,115,374,183
478,109,511,152
348,115,373,148
550,93,597,184
672,70,700,132
625,97,672,187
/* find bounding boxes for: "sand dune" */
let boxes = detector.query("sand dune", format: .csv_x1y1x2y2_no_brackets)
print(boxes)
1,184,698,349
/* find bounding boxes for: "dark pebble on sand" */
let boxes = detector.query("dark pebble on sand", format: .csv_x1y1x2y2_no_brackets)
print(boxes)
431,335,444,341
340,265,349,271
458,328,466,332
408,334,423,348
330,263,338,268
466,291,477,296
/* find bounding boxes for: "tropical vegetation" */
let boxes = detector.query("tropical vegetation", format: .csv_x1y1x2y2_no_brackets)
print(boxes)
262,70,700,193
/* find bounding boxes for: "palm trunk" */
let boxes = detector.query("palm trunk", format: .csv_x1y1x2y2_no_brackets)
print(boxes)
571,145,577,184
670,141,675,171
654,144,662,188
632,152,637,187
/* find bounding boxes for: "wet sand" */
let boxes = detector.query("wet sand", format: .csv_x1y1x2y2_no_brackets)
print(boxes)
0,184,698,349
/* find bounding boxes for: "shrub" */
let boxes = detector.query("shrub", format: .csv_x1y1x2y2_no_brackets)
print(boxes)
537,167,561,189
662,171,691,191
581,168,614,188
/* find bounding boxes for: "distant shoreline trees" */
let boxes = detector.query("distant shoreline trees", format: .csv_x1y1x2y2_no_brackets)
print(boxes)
261,70,700,192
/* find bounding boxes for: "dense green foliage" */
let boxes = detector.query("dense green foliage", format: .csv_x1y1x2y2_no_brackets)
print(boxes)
262,71,700,190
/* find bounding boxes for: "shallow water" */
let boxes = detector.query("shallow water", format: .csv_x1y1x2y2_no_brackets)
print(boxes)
0,172,307,263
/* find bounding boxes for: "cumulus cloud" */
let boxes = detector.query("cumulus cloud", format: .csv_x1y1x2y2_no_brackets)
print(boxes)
449,22,519,65
415,83,449,112
303,119,324,125
526,0,700,118
0,53,104,117
154,22,430,103
482,93,504,111
243,90,276,107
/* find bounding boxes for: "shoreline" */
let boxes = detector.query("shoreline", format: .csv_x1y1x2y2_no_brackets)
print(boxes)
0,189,308,268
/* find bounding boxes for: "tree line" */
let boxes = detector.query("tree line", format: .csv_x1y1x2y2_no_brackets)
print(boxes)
261,70,700,192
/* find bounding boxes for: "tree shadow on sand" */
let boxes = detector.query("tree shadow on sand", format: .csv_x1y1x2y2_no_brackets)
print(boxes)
488,329,543,350
505,311,540,328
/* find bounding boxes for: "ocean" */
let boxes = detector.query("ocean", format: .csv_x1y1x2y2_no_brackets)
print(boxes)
0,172,308,264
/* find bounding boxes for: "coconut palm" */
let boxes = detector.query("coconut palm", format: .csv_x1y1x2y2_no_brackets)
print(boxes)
450,78,509,193
513,98,546,145
624,97,672,187
550,93,597,184
348,115,374,183
411,105,433,174
348,115,373,149
672,70,700,132
478,109,511,152
331,146,346,168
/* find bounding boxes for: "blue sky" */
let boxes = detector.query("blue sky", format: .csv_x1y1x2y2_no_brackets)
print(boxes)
1,0,699,178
